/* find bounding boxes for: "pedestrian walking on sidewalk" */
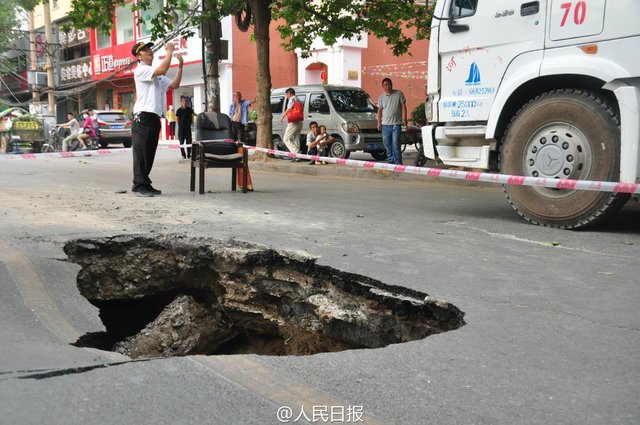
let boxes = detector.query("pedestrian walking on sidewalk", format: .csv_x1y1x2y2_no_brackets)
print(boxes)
280,88,303,161
131,41,183,197
377,78,407,165
176,98,194,160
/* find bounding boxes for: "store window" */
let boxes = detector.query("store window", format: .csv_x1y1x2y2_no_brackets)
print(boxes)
97,30,111,49
116,4,135,44
139,0,163,38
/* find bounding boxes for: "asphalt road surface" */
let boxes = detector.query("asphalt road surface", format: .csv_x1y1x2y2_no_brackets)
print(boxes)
1,149,639,425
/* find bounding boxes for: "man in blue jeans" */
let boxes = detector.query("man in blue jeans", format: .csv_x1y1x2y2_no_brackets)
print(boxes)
376,78,407,165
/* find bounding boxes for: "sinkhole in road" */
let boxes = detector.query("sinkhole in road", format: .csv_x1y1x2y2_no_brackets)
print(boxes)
64,235,465,358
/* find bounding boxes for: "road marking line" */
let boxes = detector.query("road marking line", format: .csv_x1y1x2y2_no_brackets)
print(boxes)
0,239,80,343
189,355,389,424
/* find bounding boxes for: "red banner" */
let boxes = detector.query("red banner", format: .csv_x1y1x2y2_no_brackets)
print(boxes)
90,29,136,81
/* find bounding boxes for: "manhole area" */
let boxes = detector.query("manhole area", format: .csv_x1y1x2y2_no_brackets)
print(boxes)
65,236,465,358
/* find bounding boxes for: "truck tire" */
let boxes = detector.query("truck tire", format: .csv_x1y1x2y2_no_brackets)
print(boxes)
500,89,629,229
1,136,12,153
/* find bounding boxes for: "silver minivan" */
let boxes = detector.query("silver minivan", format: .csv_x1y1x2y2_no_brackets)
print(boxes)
271,85,386,159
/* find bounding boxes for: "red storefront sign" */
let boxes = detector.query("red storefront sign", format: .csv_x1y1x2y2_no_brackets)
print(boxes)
90,30,136,81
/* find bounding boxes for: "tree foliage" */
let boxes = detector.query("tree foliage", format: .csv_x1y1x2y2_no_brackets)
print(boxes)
0,0,29,54
68,0,246,41
274,0,434,56
0,0,56,54
68,0,433,57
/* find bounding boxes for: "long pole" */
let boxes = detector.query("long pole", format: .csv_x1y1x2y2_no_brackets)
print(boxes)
42,0,56,116
27,11,39,102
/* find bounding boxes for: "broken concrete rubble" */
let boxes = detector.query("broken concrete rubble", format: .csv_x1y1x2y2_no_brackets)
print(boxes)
64,235,465,358
113,294,237,358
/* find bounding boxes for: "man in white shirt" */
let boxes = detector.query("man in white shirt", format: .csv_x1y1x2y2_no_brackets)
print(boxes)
59,112,81,151
130,41,183,197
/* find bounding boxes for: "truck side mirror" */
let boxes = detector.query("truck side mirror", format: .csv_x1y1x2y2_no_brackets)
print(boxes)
448,18,470,33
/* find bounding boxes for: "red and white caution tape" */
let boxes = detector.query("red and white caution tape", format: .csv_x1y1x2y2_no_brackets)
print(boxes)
2,141,639,194
245,144,640,195
0,144,185,160
0,149,130,160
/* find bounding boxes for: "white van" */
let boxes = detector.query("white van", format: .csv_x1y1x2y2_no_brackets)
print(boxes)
271,85,386,159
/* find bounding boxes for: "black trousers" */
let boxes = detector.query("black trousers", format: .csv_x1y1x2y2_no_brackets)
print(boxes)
231,121,245,143
132,112,161,190
178,126,192,158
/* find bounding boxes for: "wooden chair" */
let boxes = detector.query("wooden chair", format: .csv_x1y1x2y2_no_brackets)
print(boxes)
190,112,249,194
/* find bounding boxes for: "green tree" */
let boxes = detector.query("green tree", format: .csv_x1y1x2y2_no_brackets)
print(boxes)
0,0,38,55
67,0,433,151
0,3,19,54
275,0,433,56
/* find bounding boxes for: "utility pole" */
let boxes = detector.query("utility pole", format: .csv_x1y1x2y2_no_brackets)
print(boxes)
42,0,56,116
27,11,39,102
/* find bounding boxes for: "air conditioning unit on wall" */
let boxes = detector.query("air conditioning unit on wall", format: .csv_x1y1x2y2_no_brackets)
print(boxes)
27,71,48,86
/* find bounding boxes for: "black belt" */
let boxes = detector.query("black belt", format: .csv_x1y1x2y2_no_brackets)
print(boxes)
135,112,160,119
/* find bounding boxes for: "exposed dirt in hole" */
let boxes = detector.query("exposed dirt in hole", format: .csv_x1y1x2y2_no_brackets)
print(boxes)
64,235,465,358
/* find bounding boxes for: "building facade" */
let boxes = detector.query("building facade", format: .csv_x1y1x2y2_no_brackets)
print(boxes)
229,23,428,121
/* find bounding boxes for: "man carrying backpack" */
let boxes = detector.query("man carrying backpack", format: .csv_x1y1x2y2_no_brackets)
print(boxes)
280,87,303,161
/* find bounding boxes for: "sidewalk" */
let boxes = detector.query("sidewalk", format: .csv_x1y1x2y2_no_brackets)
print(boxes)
161,138,495,188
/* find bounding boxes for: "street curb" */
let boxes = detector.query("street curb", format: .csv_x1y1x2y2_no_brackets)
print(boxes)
245,158,497,188
168,141,497,189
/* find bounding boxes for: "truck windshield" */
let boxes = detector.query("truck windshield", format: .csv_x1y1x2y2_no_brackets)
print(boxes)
328,90,377,113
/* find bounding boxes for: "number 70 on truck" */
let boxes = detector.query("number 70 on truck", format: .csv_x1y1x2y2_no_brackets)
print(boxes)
421,0,640,229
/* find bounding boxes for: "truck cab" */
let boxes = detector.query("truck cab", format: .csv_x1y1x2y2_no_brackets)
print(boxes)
423,0,640,228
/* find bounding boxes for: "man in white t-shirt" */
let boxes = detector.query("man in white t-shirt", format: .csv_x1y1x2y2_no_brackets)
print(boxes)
58,112,81,151
130,41,183,197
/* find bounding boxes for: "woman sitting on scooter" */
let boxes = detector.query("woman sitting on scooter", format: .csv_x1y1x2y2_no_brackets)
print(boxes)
78,109,96,150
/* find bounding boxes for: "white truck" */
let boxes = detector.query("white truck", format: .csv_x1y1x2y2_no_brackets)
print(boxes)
422,0,640,228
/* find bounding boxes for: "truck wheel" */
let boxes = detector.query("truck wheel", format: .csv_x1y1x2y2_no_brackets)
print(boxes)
1,136,12,153
329,137,349,159
122,141,132,148
500,89,628,229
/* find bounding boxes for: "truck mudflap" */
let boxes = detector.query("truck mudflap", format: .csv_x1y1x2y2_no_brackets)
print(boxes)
421,125,437,160
421,125,490,169
603,80,640,184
